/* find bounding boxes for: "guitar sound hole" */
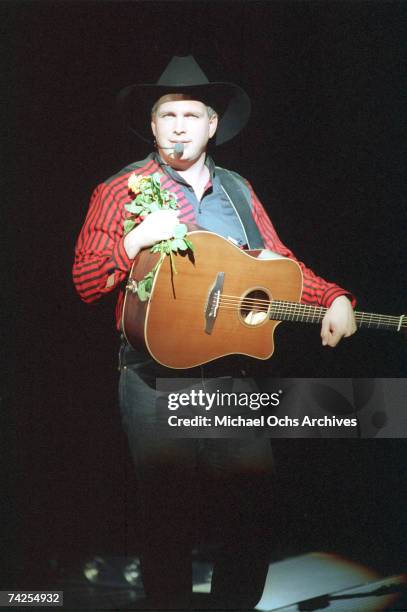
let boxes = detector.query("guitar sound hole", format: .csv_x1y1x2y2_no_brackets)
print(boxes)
240,289,270,326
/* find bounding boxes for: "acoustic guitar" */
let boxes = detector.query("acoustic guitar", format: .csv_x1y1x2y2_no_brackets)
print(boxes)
122,231,405,369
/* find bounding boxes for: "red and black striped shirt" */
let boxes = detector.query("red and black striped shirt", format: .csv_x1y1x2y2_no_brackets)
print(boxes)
73,156,354,329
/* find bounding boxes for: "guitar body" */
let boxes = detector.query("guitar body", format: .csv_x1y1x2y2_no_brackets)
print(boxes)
122,231,303,368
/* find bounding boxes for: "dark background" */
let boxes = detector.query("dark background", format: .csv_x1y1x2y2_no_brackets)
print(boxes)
4,0,406,592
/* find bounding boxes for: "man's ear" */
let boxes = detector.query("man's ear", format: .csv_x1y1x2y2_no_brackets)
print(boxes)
151,118,157,138
208,114,218,139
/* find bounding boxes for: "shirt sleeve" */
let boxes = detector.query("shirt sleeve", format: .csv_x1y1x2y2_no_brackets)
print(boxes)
72,180,133,303
246,180,356,308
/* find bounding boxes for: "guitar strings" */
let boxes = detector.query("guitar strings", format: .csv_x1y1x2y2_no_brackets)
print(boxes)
218,295,403,321
216,305,406,329
209,294,406,327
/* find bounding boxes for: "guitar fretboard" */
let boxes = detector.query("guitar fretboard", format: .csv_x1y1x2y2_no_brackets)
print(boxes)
269,301,406,332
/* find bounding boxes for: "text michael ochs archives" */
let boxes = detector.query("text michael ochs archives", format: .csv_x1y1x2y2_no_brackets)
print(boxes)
165,389,359,429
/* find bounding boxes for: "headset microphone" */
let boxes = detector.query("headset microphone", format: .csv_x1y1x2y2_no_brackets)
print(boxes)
173,143,184,156
158,142,185,156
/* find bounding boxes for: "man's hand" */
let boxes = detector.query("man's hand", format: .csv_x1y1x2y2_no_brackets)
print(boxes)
124,209,180,259
321,295,357,347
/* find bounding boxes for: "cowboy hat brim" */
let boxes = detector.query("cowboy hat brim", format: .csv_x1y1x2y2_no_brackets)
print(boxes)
116,81,251,146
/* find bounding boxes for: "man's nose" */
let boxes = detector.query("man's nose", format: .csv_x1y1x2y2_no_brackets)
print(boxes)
173,115,186,133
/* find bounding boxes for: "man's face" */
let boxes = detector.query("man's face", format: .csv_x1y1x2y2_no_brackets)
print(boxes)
151,99,218,166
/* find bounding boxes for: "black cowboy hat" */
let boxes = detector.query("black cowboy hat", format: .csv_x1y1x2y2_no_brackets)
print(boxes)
116,55,251,146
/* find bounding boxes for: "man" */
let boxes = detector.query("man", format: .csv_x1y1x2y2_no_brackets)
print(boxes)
73,56,356,610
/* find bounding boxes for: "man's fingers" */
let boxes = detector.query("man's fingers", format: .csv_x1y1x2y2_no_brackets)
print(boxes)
328,331,342,347
322,325,343,347
321,319,331,346
321,297,356,347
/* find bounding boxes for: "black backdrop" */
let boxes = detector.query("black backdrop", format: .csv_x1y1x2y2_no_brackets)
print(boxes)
5,0,406,590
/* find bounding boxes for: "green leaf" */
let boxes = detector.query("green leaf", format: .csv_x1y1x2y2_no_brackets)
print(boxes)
184,239,194,251
141,202,151,212
174,238,188,251
125,202,144,213
137,281,146,300
173,223,187,238
137,276,152,301
152,172,162,186
123,219,137,234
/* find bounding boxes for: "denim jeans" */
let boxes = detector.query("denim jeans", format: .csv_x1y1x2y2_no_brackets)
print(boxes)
118,341,274,609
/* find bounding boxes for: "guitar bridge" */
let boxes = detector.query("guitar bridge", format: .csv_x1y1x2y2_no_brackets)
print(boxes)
205,272,224,334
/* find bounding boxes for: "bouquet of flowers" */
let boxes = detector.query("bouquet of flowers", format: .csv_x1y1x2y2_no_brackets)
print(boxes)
124,172,193,301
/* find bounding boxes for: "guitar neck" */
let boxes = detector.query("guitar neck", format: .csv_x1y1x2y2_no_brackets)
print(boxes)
269,301,405,332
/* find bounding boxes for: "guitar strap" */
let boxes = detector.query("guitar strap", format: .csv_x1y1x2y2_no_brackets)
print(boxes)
215,167,265,249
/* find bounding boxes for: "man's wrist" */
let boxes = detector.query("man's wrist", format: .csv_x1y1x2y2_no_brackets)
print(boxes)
329,293,356,309
332,295,351,304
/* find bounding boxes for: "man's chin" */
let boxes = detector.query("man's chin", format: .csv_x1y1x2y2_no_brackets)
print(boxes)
167,157,190,170
168,154,200,169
